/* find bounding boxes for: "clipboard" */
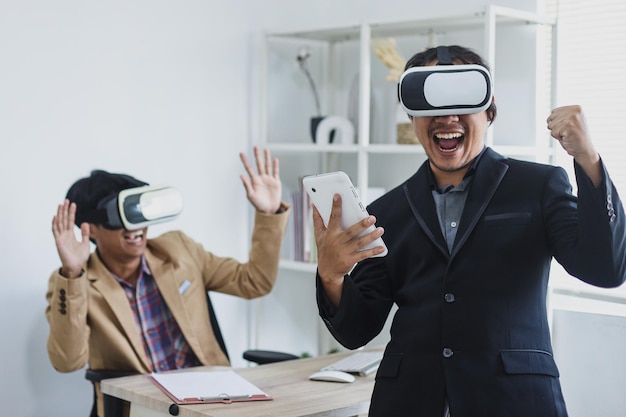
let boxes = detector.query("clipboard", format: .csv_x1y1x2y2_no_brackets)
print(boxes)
148,370,272,405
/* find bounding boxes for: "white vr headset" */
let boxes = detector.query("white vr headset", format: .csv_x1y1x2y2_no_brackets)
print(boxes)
99,185,183,230
398,64,492,117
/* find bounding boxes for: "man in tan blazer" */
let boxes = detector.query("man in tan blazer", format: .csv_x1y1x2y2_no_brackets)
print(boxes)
45,147,289,417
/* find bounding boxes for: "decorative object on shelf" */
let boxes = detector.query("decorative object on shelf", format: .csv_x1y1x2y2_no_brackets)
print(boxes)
395,103,418,144
373,38,419,145
314,116,355,145
297,46,336,143
310,116,327,143
297,46,321,116
373,38,405,83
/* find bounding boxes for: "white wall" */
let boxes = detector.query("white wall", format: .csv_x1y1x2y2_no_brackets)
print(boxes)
0,1,541,416
552,309,626,417
0,1,255,415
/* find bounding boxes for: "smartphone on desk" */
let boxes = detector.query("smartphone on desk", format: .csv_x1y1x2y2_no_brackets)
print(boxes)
302,171,388,257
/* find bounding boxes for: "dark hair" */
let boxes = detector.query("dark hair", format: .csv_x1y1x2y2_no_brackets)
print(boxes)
404,45,497,123
66,170,147,228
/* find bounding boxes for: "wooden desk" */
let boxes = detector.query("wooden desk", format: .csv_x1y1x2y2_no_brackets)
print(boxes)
101,349,380,417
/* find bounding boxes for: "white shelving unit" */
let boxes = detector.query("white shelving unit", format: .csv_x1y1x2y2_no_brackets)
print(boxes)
252,5,556,357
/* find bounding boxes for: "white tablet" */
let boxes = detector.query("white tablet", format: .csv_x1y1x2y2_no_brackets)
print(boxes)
302,171,387,257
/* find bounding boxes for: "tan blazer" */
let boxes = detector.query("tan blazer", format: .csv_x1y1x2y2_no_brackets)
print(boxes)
45,207,289,416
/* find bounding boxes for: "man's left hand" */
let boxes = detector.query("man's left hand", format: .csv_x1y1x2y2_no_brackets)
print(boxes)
239,146,282,214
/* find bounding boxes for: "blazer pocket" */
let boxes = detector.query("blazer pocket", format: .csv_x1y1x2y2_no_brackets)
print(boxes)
484,212,532,226
375,353,403,379
500,349,559,377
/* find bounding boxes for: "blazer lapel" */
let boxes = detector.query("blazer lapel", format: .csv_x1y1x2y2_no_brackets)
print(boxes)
450,148,509,259
403,164,449,258
145,251,202,357
88,255,152,370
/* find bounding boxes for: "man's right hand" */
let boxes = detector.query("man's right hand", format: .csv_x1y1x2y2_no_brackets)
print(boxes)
52,199,91,278
313,194,385,307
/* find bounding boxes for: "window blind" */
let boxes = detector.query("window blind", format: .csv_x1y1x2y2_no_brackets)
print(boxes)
548,0,626,190
546,0,626,300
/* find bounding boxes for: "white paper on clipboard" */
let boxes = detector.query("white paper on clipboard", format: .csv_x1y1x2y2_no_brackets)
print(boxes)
149,370,271,403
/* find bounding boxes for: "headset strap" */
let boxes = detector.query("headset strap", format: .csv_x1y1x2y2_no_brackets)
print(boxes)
436,46,453,65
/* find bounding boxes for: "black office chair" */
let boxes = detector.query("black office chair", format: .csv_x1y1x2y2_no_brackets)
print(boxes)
85,292,299,417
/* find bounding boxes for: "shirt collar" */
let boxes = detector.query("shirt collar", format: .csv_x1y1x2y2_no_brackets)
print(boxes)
111,256,150,288
427,146,487,192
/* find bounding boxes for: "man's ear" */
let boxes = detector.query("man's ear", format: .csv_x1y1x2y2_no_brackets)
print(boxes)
487,95,496,123
88,223,98,240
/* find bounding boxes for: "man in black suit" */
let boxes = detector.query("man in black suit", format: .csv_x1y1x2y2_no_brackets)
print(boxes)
313,45,626,417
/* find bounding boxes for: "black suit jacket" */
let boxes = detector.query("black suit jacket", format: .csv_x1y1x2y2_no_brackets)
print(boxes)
317,148,626,417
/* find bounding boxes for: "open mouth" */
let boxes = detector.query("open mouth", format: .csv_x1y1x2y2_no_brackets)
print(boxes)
434,132,464,152
123,230,144,244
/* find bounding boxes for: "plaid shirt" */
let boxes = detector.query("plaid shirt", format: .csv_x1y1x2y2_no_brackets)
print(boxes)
113,257,200,372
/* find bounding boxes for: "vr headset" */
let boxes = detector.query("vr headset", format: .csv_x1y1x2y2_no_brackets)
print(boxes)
398,46,493,117
96,185,183,230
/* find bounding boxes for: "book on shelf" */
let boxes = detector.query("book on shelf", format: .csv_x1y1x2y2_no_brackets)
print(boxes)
289,177,316,263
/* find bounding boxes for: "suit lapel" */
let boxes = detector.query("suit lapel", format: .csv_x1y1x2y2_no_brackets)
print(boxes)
145,251,202,356
403,164,449,258
450,148,509,259
403,148,509,261
88,255,152,370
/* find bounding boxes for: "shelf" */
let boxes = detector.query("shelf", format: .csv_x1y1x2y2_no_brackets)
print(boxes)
267,142,552,159
266,24,362,42
490,145,554,158
264,7,555,42
279,259,317,273
257,5,557,357
367,144,425,154
267,143,360,153
550,286,626,305
267,142,427,155
262,5,557,264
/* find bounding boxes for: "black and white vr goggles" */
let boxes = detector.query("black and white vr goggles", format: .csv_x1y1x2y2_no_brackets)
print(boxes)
95,185,183,230
398,47,493,117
